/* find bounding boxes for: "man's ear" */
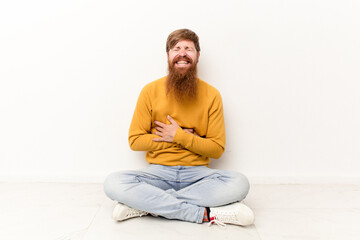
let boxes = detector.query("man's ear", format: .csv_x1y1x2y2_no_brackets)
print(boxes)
197,52,200,62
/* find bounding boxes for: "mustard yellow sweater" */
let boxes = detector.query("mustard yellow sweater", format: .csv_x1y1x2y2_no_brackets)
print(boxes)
128,76,226,166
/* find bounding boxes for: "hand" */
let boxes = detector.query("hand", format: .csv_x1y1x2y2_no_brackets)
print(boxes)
153,115,180,143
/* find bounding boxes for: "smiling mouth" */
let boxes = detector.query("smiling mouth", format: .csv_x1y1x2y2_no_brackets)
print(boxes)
176,60,190,65
174,56,192,66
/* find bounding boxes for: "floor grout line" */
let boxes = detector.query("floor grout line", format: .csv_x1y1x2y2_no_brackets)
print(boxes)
253,223,264,240
81,197,107,240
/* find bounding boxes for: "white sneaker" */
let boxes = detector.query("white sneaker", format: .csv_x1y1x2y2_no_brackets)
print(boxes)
209,202,255,227
112,202,148,221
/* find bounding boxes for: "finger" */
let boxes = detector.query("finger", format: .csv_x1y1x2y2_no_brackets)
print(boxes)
153,137,165,142
167,115,178,126
154,131,164,137
155,126,163,131
154,121,166,127
153,137,171,142
183,128,194,133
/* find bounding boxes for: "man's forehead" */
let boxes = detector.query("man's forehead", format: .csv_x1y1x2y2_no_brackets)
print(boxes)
173,39,195,48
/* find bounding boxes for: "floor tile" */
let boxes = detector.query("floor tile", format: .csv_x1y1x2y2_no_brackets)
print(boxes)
0,183,104,240
253,208,360,240
246,184,360,209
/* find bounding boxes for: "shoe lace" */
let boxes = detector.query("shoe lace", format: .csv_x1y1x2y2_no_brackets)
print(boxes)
208,216,226,228
126,208,146,218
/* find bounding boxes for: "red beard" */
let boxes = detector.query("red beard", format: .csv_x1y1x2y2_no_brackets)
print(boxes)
166,55,198,103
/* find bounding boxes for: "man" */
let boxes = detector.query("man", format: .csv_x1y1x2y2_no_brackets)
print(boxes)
104,29,254,226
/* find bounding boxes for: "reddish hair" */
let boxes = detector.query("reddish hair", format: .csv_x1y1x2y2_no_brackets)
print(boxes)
166,29,200,53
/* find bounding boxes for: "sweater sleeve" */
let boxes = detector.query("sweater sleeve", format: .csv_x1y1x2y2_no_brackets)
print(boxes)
173,92,226,159
128,86,173,151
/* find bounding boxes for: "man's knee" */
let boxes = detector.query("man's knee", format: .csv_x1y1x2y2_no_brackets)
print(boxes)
103,171,136,201
229,171,250,201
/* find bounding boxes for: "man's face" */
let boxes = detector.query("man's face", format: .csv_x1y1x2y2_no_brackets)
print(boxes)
167,40,200,72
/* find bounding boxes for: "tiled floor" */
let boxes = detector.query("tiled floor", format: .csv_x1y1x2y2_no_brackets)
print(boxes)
1,183,359,240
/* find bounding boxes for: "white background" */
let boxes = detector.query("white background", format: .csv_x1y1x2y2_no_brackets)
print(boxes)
1,0,359,183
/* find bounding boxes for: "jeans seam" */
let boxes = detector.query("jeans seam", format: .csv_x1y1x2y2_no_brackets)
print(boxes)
176,178,215,195
135,175,169,182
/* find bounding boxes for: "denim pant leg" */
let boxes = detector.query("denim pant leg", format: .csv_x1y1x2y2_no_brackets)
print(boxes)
103,165,205,223
168,166,250,207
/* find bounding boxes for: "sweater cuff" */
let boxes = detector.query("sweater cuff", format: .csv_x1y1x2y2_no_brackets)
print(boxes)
173,127,193,148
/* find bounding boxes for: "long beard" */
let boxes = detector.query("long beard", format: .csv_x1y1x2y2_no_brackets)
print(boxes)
166,56,198,103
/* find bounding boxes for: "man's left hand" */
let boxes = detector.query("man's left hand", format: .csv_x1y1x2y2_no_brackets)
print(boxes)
153,115,179,143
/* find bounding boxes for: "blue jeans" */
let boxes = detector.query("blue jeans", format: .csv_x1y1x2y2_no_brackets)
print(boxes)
104,164,250,223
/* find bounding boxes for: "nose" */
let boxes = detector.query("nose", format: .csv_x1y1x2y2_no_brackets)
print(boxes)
179,49,186,56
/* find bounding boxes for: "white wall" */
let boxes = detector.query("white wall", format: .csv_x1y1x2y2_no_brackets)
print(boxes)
1,0,359,183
